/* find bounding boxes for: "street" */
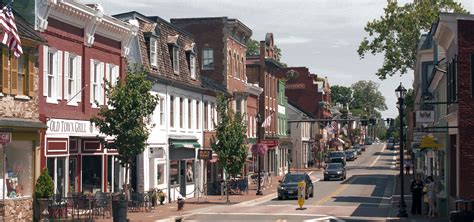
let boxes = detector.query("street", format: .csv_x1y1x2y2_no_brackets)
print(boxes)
183,143,400,221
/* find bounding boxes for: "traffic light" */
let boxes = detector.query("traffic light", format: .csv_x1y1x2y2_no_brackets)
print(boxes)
369,117,376,125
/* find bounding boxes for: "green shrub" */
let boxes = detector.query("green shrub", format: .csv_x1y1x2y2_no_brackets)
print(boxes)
34,168,54,198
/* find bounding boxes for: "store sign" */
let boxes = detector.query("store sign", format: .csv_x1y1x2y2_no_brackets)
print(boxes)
46,119,101,135
413,132,426,143
416,111,435,123
198,149,212,160
0,132,11,145
420,135,442,148
286,83,305,89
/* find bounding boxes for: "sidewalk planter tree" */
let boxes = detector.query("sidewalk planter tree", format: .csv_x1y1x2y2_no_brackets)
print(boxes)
211,94,247,204
33,168,54,221
91,66,158,221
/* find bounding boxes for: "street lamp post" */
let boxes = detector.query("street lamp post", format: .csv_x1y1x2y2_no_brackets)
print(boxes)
256,114,263,196
395,82,408,218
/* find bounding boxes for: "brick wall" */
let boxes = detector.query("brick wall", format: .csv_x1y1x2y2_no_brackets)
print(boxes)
456,19,474,200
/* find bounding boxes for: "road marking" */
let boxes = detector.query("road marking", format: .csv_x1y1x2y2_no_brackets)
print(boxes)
370,144,386,167
304,216,338,221
197,212,329,217
314,177,356,205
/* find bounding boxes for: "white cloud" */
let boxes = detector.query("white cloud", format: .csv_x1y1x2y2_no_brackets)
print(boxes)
277,36,312,45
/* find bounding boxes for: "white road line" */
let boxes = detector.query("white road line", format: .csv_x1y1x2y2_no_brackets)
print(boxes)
198,212,329,217
304,216,338,221
370,144,386,167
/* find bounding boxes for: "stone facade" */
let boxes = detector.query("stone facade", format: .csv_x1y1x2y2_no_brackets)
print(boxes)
0,198,33,221
0,69,39,119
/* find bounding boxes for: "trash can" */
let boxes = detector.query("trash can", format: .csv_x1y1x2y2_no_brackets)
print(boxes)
112,198,128,222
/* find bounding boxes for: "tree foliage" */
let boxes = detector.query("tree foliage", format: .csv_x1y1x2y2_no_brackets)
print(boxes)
246,39,260,56
330,85,353,106
351,80,387,117
91,66,158,169
211,94,247,203
358,0,468,79
34,168,54,198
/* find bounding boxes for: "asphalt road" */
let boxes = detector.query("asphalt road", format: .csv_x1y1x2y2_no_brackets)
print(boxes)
183,143,399,221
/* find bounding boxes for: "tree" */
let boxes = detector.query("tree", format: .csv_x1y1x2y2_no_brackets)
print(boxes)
210,94,247,204
351,80,387,117
246,39,260,56
357,0,468,79
11,0,35,25
91,66,158,196
330,85,353,107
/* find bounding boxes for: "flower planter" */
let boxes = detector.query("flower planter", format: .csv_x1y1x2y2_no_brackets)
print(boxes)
112,199,128,222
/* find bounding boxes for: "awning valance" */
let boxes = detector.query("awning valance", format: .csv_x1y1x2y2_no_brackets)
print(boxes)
169,139,201,149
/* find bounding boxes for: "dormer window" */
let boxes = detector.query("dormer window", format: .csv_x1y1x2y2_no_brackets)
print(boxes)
189,54,196,79
171,46,179,74
150,38,158,67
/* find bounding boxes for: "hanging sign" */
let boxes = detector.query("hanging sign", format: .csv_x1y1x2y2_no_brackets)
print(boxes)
0,132,11,145
198,149,212,160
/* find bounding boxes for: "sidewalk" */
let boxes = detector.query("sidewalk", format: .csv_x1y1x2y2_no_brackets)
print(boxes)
96,175,283,222
388,174,448,221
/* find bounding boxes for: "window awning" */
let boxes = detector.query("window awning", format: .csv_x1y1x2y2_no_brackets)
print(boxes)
169,139,200,149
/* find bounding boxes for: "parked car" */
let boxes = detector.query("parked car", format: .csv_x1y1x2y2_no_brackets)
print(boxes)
352,146,362,155
361,145,366,151
364,139,373,145
324,163,346,181
345,150,356,161
277,172,314,200
386,142,395,150
327,151,346,166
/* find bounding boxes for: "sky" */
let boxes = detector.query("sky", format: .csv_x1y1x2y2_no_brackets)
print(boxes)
91,0,474,118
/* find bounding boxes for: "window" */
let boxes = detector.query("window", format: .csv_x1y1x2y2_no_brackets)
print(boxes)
17,56,26,95
447,59,457,103
196,101,200,129
228,51,232,76
204,101,208,130
170,96,174,127
202,48,214,69
91,62,101,104
0,141,34,199
150,38,158,67
210,102,215,127
66,56,74,99
236,99,242,115
180,98,184,128
189,54,196,79
159,97,164,126
47,51,54,98
156,164,165,185
170,46,179,74
234,54,238,77
186,160,195,183
170,160,179,185
188,99,192,129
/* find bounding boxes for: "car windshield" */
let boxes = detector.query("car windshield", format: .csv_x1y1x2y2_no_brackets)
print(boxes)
327,164,342,170
283,174,306,183
329,152,345,158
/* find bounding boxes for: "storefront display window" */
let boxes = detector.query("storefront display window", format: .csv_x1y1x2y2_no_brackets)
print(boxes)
186,160,194,183
170,160,179,186
0,141,33,199
107,156,121,193
69,158,77,193
157,164,165,185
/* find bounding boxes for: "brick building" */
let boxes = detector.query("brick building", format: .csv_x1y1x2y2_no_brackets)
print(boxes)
35,1,137,196
247,33,283,176
171,17,263,184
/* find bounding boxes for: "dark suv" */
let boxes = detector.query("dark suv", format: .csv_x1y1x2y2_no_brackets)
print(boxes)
277,172,314,200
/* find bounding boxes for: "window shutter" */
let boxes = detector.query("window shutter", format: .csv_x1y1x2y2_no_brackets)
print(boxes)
42,45,48,97
99,62,104,105
57,50,63,100
10,56,18,95
76,55,81,102
2,48,9,93
105,63,110,104
63,51,69,100
90,59,94,104
28,53,35,97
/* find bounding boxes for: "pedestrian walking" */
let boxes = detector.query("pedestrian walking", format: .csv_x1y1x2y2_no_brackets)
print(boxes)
427,176,437,217
410,174,424,215
405,160,410,175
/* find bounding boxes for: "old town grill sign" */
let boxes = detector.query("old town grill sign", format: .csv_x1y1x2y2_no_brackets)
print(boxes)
46,119,101,135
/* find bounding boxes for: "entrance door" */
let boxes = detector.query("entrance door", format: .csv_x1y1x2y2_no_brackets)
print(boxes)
82,155,102,194
179,160,186,196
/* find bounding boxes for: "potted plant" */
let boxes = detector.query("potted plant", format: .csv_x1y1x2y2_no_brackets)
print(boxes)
33,168,54,221
157,189,166,205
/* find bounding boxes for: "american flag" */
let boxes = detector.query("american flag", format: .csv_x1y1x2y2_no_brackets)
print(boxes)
0,6,22,57
261,111,274,128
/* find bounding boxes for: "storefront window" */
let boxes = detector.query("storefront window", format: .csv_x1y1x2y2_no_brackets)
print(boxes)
0,141,33,199
69,158,77,193
47,157,66,196
186,160,194,183
82,155,102,194
157,164,165,185
170,160,179,186
107,156,120,193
